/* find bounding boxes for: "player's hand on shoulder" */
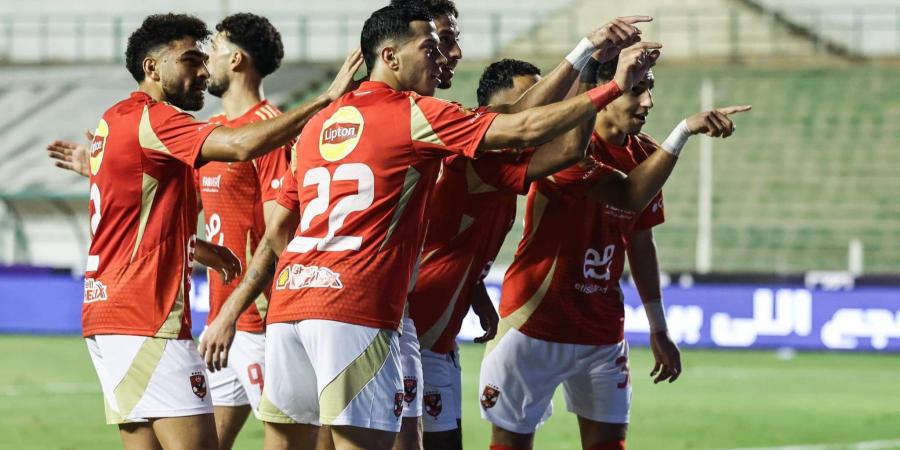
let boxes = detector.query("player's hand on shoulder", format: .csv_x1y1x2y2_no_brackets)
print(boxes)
649,330,682,384
46,129,93,178
588,16,653,62
199,317,236,372
685,105,752,138
324,48,365,102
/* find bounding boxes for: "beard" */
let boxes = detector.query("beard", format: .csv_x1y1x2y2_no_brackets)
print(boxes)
207,75,229,98
163,81,206,111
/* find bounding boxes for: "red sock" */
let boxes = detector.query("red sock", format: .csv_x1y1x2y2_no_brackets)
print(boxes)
587,440,625,450
490,445,528,450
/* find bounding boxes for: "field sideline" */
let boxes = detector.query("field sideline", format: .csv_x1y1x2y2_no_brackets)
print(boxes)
1,336,899,450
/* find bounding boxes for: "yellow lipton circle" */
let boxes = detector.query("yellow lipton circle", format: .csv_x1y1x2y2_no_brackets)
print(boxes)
89,119,109,176
276,266,290,289
319,106,364,162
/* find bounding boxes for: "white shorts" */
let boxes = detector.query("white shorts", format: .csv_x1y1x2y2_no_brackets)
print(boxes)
86,335,214,425
479,327,632,434
399,314,423,418
258,320,404,432
421,346,462,432
203,330,265,412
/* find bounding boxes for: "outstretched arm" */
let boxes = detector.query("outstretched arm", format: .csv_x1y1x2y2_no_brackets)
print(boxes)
199,203,300,371
491,16,651,114
46,130,93,177
479,42,661,151
199,49,363,163
626,228,681,383
588,105,752,210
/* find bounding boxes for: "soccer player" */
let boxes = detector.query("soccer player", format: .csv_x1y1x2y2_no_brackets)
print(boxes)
66,13,361,450
478,48,751,450
197,13,291,450
199,4,660,450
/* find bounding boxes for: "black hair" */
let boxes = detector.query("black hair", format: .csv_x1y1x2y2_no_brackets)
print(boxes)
390,0,459,19
476,58,541,106
361,4,433,73
125,13,210,82
216,13,284,78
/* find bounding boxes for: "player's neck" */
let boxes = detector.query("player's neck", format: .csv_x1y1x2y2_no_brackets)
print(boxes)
594,118,628,146
221,76,264,120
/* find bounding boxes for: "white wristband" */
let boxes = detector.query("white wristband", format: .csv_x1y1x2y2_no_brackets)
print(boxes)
565,38,596,73
644,298,668,333
661,119,692,156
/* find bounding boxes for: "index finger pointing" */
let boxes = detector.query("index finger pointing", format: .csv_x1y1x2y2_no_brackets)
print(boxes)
619,15,653,25
717,105,752,115
631,41,663,51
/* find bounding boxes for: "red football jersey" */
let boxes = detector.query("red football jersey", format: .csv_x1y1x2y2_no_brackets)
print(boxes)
270,81,498,330
83,92,219,338
597,132,665,231
409,149,533,354
498,133,661,345
198,100,291,332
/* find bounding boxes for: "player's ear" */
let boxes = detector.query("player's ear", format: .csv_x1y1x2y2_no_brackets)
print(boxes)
143,56,161,82
230,50,244,71
381,44,400,71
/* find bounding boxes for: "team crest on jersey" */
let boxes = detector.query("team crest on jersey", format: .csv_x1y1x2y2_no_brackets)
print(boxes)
83,278,108,303
277,264,344,290
89,119,109,176
481,385,500,409
319,106,364,161
424,391,442,418
403,377,418,404
190,372,207,399
393,391,404,418
275,266,291,290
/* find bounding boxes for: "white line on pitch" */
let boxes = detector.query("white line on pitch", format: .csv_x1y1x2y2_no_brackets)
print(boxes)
715,439,900,450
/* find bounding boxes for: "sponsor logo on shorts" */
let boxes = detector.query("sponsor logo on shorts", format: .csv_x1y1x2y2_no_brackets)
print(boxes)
393,391,404,418
319,106,364,161
424,391,442,418
403,377,418,404
190,372,208,399
274,264,344,290
480,385,500,409
83,278,108,303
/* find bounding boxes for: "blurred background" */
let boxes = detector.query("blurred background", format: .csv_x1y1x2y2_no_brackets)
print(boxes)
0,1,899,449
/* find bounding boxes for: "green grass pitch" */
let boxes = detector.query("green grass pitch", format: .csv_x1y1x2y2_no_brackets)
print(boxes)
2,336,899,449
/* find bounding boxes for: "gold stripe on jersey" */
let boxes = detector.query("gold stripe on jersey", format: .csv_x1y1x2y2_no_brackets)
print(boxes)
254,111,268,121
155,264,185,338
465,161,497,194
418,259,474,350
246,230,269,320
138,106,173,154
409,98,445,146
264,105,279,118
380,166,422,252
112,337,167,420
522,190,550,250
131,174,159,261
485,250,559,357
319,329,392,423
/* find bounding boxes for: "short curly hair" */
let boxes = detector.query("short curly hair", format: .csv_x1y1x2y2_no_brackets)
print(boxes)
216,13,284,78
125,13,210,82
476,58,541,106
391,0,459,19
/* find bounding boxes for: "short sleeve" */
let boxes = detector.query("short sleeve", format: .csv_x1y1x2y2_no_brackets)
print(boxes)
409,96,498,159
470,149,535,195
275,167,300,213
140,102,219,168
255,142,292,202
634,192,665,230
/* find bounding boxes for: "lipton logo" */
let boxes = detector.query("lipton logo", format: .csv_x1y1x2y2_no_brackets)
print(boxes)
90,119,109,176
319,106,364,161
323,122,360,145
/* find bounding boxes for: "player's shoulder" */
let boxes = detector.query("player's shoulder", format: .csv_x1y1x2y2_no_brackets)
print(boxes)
206,112,228,126
634,132,662,153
